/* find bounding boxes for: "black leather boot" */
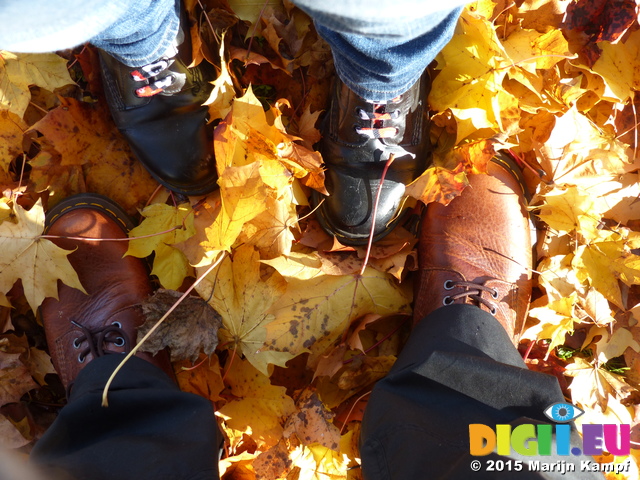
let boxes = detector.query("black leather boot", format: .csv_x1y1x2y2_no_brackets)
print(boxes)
99,19,218,196
311,75,431,245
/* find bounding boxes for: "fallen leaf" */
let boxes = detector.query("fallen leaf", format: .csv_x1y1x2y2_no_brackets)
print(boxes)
0,200,85,312
218,355,295,449
126,203,196,290
528,294,578,352
29,97,126,167
405,165,468,206
261,251,412,364
175,353,225,402
0,351,37,406
0,111,26,172
24,347,55,386
138,289,222,362
205,32,236,121
0,414,29,449
0,51,74,118
196,245,292,375
283,388,340,449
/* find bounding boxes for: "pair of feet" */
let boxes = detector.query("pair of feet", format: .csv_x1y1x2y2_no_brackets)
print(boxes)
41,154,532,392
102,14,429,245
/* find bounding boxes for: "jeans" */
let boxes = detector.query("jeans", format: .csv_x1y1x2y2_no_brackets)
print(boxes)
0,0,464,100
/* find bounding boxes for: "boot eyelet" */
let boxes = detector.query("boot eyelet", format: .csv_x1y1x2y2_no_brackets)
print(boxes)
114,337,125,347
491,289,499,299
490,306,497,316
72,338,81,349
112,321,122,328
443,280,454,290
78,353,86,364
443,296,453,306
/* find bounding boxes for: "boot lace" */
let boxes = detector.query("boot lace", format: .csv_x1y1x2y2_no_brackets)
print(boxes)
355,96,402,139
442,280,498,315
71,320,131,364
130,59,182,98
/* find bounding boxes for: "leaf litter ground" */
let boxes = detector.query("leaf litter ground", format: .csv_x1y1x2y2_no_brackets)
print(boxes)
2,0,640,478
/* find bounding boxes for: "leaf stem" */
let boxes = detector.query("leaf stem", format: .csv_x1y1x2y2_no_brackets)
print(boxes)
41,225,182,242
101,252,226,406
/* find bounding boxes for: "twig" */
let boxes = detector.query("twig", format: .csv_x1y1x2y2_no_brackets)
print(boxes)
359,153,395,276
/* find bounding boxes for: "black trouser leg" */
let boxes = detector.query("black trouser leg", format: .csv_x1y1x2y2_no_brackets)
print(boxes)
31,355,221,480
360,304,604,479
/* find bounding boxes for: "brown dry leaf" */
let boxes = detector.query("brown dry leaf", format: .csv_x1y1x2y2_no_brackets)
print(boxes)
0,110,27,172
138,289,222,362
218,355,296,450
0,414,29,449
0,199,85,312
0,351,37,406
196,245,292,375
0,51,74,118
24,347,55,386
314,344,348,380
28,151,85,207
254,440,292,479
29,97,127,167
283,388,340,449
405,165,468,206
261,251,412,364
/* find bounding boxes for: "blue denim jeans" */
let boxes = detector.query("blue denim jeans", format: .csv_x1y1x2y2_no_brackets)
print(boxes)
0,0,464,100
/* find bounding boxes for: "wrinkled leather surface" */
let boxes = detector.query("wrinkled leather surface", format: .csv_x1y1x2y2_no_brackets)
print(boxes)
413,159,533,343
313,75,431,245
41,204,174,388
99,27,217,196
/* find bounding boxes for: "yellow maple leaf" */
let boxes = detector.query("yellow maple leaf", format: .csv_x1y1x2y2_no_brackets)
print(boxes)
594,328,640,364
261,252,412,364
0,199,85,312
289,443,349,480
218,355,295,449
240,188,298,259
196,244,292,375
573,235,640,309
0,51,74,118
591,30,640,103
0,110,26,172
204,32,235,122
430,8,517,142
537,107,632,195
200,162,269,258
565,357,636,412
126,203,195,290
535,185,606,237
528,294,578,352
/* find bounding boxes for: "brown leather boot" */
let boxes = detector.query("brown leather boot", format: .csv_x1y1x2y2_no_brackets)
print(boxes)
413,155,533,344
41,194,174,391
